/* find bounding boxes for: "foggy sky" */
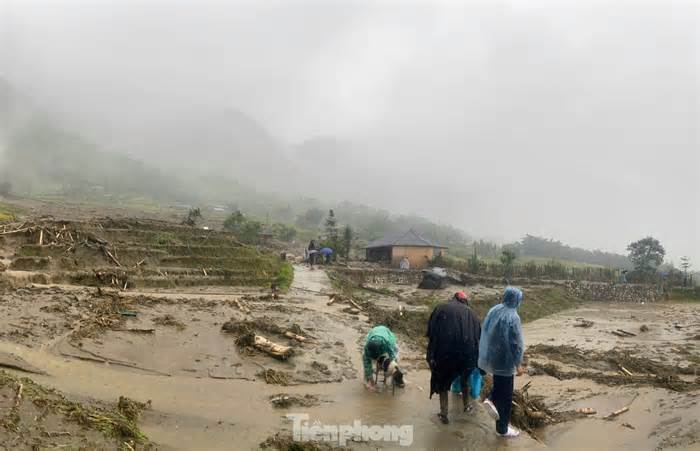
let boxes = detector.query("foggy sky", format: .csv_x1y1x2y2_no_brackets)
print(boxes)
1,0,698,263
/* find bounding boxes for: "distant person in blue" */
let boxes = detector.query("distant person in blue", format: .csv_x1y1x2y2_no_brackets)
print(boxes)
320,247,333,264
478,287,525,438
619,270,628,284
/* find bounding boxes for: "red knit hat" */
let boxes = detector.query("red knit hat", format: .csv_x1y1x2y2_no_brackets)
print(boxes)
455,291,466,300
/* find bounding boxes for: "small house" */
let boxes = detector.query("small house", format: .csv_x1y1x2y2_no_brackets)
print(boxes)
364,230,448,269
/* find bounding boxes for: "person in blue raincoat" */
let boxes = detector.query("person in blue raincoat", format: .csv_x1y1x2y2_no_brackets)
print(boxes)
478,287,525,438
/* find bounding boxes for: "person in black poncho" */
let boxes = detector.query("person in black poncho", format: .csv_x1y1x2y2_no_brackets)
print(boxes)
426,291,482,424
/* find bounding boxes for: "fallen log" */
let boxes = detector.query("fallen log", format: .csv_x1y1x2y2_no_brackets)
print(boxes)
347,298,363,311
103,247,122,267
604,406,629,420
619,366,634,377
675,323,700,330
284,331,308,342
231,298,250,314
604,395,638,420
254,335,294,360
113,328,155,334
235,333,294,360
326,296,336,306
616,329,637,337
14,383,23,408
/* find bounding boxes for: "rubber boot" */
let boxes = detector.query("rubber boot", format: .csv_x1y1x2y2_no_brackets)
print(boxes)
438,391,449,424
461,387,472,413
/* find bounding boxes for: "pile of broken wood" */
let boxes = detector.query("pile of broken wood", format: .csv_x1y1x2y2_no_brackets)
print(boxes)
1,220,134,289
221,317,312,361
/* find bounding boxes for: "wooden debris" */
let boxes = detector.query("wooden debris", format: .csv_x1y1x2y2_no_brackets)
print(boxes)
576,408,597,415
604,406,629,420
231,298,250,314
619,366,634,377
616,329,637,337
284,331,307,342
103,247,122,267
574,319,594,328
611,330,635,338
246,334,294,360
113,328,155,334
326,296,336,306
604,395,638,420
347,298,363,311
14,383,23,408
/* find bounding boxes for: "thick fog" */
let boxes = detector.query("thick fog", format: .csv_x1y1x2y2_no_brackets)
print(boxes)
1,0,698,262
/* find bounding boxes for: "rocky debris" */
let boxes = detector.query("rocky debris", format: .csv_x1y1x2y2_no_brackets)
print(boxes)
269,393,322,408
527,344,700,392
566,281,661,303
574,319,594,328
258,368,292,386
0,371,153,449
152,314,186,331
260,432,351,450
117,396,152,423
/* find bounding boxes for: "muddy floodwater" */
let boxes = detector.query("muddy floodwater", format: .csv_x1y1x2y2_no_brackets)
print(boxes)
0,264,698,450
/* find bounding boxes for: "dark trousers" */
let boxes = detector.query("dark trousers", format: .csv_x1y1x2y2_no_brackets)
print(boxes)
490,374,514,434
437,366,474,416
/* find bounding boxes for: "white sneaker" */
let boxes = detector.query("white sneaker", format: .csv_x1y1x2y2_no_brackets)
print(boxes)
498,425,520,438
483,399,500,420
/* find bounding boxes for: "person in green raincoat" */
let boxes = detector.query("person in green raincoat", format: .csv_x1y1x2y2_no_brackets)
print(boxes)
362,325,405,391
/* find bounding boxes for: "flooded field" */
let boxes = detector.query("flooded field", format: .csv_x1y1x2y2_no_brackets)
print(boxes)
0,219,697,450
0,260,700,449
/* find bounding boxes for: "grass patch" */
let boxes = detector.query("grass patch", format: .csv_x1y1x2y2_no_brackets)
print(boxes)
329,270,582,348
274,262,294,291
670,287,700,302
0,202,20,222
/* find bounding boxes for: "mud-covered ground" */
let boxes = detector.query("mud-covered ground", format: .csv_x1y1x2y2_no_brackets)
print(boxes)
0,207,697,450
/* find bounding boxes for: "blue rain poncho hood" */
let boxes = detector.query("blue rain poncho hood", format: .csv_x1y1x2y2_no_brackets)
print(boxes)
477,287,525,377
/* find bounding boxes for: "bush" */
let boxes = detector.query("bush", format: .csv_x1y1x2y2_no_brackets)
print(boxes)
274,262,294,291
223,210,262,244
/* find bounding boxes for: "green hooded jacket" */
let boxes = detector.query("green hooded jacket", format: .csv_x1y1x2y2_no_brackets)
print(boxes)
362,325,398,381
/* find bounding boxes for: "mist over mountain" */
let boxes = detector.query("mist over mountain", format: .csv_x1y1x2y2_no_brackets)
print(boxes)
1,1,697,263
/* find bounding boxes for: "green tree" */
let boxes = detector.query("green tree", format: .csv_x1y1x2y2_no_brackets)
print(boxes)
627,237,665,277
467,243,480,274
680,256,692,286
182,207,202,226
342,225,354,264
223,210,262,244
500,249,517,278
324,209,339,257
223,210,246,231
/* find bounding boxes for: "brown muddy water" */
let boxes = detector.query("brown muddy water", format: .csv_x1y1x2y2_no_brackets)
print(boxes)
0,265,698,450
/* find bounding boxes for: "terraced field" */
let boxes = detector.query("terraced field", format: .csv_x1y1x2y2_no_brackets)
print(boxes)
1,217,292,290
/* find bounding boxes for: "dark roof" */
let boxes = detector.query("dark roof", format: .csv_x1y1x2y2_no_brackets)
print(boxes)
364,229,447,249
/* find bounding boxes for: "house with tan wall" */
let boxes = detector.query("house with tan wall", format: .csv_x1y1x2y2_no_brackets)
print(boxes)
364,229,448,269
